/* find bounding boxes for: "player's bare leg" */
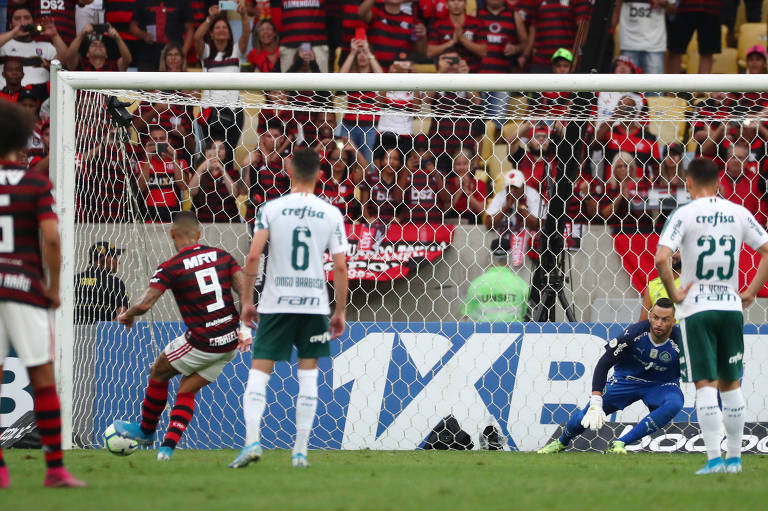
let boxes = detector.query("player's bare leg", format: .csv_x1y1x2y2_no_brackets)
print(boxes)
719,378,744,473
115,352,179,447
293,358,319,468
0,365,7,489
694,379,725,475
27,362,86,488
229,358,274,468
156,372,210,461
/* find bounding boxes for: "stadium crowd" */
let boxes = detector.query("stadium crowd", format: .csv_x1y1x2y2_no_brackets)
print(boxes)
1,0,768,250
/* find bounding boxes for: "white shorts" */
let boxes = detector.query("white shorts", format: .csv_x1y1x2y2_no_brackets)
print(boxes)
0,301,52,367
164,335,236,382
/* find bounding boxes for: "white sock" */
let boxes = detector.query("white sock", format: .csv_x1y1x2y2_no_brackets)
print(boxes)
696,386,723,461
294,368,319,456
243,369,270,445
720,388,746,460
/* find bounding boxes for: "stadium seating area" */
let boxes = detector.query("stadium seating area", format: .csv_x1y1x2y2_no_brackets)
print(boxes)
2,0,768,239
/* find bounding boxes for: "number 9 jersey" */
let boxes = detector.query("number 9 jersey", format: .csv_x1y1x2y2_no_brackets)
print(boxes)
149,245,242,353
254,192,349,315
658,196,768,319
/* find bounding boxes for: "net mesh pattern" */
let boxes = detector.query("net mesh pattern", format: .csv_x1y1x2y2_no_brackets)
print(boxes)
66,86,768,453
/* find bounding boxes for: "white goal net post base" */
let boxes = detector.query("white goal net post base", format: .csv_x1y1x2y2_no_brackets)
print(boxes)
46,63,768,450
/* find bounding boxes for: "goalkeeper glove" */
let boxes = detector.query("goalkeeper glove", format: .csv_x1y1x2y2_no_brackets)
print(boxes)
580,395,607,431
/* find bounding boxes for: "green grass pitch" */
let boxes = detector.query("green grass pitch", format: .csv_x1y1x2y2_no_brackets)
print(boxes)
2,449,767,510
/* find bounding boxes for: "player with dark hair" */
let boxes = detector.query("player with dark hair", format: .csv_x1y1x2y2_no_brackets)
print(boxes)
656,157,768,474
229,147,349,468
0,101,86,488
114,211,252,461
538,298,684,454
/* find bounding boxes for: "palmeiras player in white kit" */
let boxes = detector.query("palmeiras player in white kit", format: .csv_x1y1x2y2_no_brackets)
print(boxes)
115,212,252,460
655,157,768,474
0,102,86,488
538,298,684,454
229,147,349,468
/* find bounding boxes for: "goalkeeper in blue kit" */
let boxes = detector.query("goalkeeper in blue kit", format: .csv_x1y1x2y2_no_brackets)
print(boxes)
539,298,684,454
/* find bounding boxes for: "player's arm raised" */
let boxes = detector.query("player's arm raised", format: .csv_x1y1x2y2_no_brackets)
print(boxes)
655,245,691,303
741,241,768,307
118,286,164,329
40,218,62,309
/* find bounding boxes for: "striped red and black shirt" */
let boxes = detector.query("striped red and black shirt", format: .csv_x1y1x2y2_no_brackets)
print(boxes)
524,0,591,66
366,6,416,70
361,171,399,223
477,6,522,73
191,167,241,223
245,158,291,220
428,91,479,159
603,124,661,179
0,164,57,308
76,145,137,223
279,0,327,47
149,244,242,353
317,176,356,221
105,0,139,41
343,91,379,126
402,168,444,224
677,0,722,15
428,15,487,73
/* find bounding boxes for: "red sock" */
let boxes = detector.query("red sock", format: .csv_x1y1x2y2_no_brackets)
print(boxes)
140,378,169,435
33,385,63,469
161,392,195,449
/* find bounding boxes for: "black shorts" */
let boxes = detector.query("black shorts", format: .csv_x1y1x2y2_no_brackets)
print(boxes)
668,12,722,55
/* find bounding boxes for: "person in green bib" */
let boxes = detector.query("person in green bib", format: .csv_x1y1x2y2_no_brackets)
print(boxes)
639,250,681,321
462,239,529,322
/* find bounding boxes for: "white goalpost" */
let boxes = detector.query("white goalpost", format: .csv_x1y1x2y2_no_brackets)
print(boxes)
43,62,768,452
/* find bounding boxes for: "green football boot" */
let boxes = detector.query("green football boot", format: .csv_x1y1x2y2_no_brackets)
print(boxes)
605,440,627,454
537,439,566,454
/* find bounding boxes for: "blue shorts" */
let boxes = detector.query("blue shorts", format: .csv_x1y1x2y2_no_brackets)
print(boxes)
602,378,683,414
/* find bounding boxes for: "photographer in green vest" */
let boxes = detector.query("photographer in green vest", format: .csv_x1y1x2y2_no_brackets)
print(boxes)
462,239,529,322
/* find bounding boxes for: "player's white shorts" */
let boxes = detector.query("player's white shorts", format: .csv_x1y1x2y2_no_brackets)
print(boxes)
164,334,236,382
0,301,52,367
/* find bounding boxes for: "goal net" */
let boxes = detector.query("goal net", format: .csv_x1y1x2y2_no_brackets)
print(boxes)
39,69,768,454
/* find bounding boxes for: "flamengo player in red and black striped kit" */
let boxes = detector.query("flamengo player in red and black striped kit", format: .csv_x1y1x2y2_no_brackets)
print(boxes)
0,102,86,489
114,211,252,461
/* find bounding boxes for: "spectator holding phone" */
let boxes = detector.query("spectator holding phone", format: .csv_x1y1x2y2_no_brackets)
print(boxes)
137,129,188,222
278,0,329,73
597,151,651,231
0,9,68,100
9,0,78,44
427,0,487,73
66,23,132,71
195,3,251,164
358,0,426,71
338,36,383,171
188,139,242,223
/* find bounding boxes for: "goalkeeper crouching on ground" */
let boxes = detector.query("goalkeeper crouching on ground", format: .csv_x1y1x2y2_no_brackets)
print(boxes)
539,298,684,454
